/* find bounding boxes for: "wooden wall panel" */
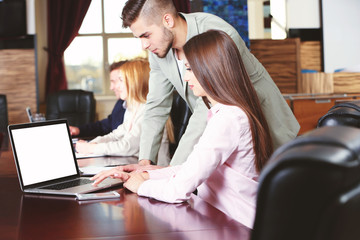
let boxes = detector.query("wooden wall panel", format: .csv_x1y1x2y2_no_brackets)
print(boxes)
250,38,301,93
0,49,37,125
300,41,322,72
300,73,333,94
333,72,360,93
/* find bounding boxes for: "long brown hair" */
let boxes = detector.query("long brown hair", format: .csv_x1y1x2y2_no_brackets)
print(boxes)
183,30,273,172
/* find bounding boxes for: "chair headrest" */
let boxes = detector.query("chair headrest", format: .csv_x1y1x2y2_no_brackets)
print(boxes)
253,126,360,240
267,126,360,168
318,101,360,128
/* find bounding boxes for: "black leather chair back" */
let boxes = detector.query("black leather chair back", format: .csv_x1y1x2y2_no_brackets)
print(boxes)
46,90,96,126
0,94,8,150
169,91,192,156
0,94,8,132
252,126,360,240
317,100,360,128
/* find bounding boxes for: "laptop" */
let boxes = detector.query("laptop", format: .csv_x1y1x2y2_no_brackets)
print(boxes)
8,119,123,196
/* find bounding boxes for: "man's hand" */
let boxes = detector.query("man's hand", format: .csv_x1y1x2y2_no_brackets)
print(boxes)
139,159,152,166
69,126,80,136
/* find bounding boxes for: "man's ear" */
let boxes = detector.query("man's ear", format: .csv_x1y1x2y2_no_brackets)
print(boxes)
162,13,175,28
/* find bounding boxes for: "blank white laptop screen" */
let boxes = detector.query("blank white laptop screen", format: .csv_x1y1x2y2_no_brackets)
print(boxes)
11,123,77,186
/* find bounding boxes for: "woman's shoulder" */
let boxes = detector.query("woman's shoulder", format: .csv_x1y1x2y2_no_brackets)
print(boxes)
212,104,250,129
213,104,247,119
127,102,145,111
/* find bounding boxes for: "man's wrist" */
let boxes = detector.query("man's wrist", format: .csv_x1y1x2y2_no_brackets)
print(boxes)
139,159,152,166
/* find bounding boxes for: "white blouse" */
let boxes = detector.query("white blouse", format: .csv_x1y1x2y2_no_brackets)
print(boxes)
91,102,170,166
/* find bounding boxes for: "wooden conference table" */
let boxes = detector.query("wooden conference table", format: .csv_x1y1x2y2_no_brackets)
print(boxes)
0,134,250,240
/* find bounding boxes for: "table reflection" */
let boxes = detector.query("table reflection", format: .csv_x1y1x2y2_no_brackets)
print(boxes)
15,189,249,239
18,192,127,239
137,195,251,239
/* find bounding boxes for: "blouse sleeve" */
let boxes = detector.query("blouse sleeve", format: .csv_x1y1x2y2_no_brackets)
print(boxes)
91,106,144,156
138,108,250,203
146,165,182,180
90,123,126,143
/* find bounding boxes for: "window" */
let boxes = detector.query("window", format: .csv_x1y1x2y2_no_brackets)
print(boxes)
64,0,147,95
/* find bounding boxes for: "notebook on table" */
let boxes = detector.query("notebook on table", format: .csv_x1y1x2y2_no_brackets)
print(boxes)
8,119,123,196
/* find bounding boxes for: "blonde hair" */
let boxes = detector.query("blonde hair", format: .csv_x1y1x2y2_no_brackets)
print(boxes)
120,59,149,108
120,58,174,143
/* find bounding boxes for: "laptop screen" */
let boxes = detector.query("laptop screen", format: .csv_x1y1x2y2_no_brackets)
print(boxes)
10,122,78,186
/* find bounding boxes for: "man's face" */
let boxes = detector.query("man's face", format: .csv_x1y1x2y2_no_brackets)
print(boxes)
130,17,174,58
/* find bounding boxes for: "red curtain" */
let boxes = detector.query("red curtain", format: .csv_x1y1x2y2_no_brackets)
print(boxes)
45,0,91,95
173,0,191,13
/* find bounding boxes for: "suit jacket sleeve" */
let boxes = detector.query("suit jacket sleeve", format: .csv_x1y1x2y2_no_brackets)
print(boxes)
138,53,175,163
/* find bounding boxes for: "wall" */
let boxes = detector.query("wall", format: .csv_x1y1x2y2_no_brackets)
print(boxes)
322,0,360,72
286,0,320,29
270,0,286,39
0,49,37,124
202,0,249,47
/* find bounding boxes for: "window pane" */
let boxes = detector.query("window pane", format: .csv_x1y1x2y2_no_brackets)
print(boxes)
79,0,102,34
104,0,131,33
108,38,147,63
64,36,104,94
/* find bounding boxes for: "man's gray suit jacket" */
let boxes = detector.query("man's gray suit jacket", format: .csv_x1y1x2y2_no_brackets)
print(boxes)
139,12,300,166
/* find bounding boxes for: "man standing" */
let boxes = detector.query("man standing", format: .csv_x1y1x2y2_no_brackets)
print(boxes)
122,0,299,166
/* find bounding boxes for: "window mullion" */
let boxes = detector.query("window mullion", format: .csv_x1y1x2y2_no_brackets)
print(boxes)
101,0,110,96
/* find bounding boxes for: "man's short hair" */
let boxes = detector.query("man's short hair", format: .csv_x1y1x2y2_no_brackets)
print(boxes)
122,0,177,28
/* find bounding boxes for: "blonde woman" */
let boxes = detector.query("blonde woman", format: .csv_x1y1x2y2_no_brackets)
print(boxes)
76,59,170,166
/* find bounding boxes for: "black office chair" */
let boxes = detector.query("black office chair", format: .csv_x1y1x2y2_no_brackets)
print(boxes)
0,94,8,132
46,90,96,126
169,91,192,156
252,126,360,240
317,100,360,128
0,94,8,151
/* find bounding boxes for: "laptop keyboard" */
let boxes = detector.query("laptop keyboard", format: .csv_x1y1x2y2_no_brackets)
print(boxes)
41,178,93,190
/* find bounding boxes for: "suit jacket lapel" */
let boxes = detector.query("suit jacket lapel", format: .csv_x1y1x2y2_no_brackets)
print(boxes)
162,50,186,99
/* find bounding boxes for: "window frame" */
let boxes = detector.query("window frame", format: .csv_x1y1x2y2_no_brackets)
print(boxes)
66,0,137,96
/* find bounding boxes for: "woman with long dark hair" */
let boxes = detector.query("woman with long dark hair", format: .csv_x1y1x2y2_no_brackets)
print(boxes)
92,30,273,228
